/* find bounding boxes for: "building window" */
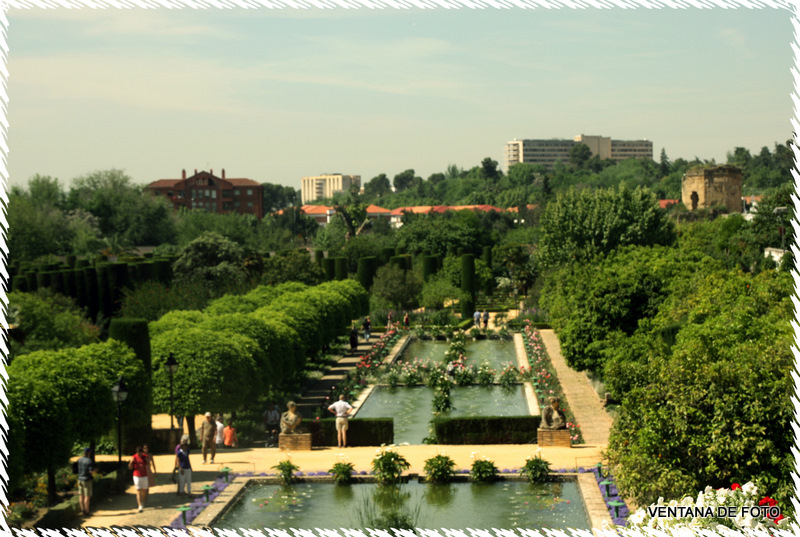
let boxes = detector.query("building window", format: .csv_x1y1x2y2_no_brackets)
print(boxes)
205,189,210,198
247,189,253,196
234,201,241,208
247,201,253,208
234,189,240,196
212,190,217,199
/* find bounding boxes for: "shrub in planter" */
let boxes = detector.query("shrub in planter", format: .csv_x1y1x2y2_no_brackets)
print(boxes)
272,458,300,485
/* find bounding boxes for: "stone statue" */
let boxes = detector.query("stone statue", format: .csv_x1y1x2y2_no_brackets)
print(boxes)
541,397,567,429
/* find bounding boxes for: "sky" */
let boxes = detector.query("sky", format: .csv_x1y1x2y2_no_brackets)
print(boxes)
5,6,796,191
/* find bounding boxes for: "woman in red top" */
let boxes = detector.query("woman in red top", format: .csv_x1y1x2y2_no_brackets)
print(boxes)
128,446,150,512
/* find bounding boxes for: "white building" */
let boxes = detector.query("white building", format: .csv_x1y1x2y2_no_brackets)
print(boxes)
504,135,653,170
301,173,361,204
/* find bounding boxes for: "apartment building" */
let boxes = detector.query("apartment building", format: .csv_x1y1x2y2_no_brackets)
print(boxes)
145,169,264,219
504,135,653,169
301,173,361,204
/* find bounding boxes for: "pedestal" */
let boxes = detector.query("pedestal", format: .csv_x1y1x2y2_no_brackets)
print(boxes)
537,428,572,447
279,433,312,451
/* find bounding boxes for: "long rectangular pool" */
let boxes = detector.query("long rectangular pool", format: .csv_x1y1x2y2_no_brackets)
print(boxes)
214,480,592,531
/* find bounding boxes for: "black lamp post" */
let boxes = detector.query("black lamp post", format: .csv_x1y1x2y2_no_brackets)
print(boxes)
111,376,129,469
166,353,179,430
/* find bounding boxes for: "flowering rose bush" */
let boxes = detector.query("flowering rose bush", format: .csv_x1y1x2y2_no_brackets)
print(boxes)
625,481,790,532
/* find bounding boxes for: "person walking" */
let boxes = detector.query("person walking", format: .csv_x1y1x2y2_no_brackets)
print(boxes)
403,312,410,330
76,447,96,516
128,446,150,512
349,324,359,352
200,412,218,464
482,310,489,329
362,316,372,342
327,394,354,448
175,438,193,497
215,414,225,448
223,419,239,448
473,310,481,326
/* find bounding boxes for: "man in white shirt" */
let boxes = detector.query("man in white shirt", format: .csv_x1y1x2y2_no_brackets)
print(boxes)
327,395,354,448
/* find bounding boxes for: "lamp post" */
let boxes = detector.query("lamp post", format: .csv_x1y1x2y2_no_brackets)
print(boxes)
166,353,179,430
111,376,129,469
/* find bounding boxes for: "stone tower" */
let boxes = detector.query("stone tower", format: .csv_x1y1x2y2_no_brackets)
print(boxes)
681,166,743,213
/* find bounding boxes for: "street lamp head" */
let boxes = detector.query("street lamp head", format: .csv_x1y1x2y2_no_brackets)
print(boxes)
166,353,179,375
111,376,129,403
773,206,788,214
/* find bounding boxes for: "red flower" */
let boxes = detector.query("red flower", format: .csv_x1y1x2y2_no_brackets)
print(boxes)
731,483,741,491
759,497,778,507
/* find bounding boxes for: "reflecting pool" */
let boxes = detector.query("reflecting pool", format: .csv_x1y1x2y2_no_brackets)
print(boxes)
355,385,528,444
214,480,591,531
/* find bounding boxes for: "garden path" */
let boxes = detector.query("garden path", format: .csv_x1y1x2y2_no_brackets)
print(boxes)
538,329,613,447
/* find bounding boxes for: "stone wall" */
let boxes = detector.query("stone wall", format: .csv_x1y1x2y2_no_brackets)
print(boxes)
681,166,743,212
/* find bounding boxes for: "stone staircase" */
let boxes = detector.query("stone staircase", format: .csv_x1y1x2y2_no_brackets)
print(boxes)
295,336,377,418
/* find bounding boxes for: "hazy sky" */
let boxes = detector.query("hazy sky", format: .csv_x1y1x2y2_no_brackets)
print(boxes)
6,6,795,191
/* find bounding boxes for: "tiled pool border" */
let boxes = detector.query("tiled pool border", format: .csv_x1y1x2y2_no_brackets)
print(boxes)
190,471,612,531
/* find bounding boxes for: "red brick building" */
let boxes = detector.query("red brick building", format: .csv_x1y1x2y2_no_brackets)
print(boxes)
145,169,264,219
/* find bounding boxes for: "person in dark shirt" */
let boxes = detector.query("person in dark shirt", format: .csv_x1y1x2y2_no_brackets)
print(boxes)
76,447,95,516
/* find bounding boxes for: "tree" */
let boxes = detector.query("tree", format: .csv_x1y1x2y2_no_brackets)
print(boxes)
172,231,249,297
420,275,467,310
659,148,671,177
480,157,500,182
606,269,794,509
8,289,100,359
537,185,676,268
68,169,177,246
393,169,417,192
370,263,422,311
8,340,145,504
568,143,592,169
262,183,299,213
364,173,392,199
262,250,324,286
151,327,259,446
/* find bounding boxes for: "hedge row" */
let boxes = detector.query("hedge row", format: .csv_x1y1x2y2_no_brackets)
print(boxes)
306,418,393,447
431,416,541,444
11,257,176,320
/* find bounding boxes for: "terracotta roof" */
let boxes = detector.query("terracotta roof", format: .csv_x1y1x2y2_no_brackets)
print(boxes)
659,199,679,209
365,204,391,214
302,205,334,215
146,179,180,189
742,195,762,203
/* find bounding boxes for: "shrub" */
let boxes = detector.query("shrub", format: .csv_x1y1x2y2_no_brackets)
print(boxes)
470,455,498,483
520,451,551,483
372,447,410,485
475,363,496,386
272,458,300,485
423,454,456,483
328,459,356,485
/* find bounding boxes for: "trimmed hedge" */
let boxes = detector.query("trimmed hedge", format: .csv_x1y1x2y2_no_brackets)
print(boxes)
431,416,541,444
306,418,393,447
